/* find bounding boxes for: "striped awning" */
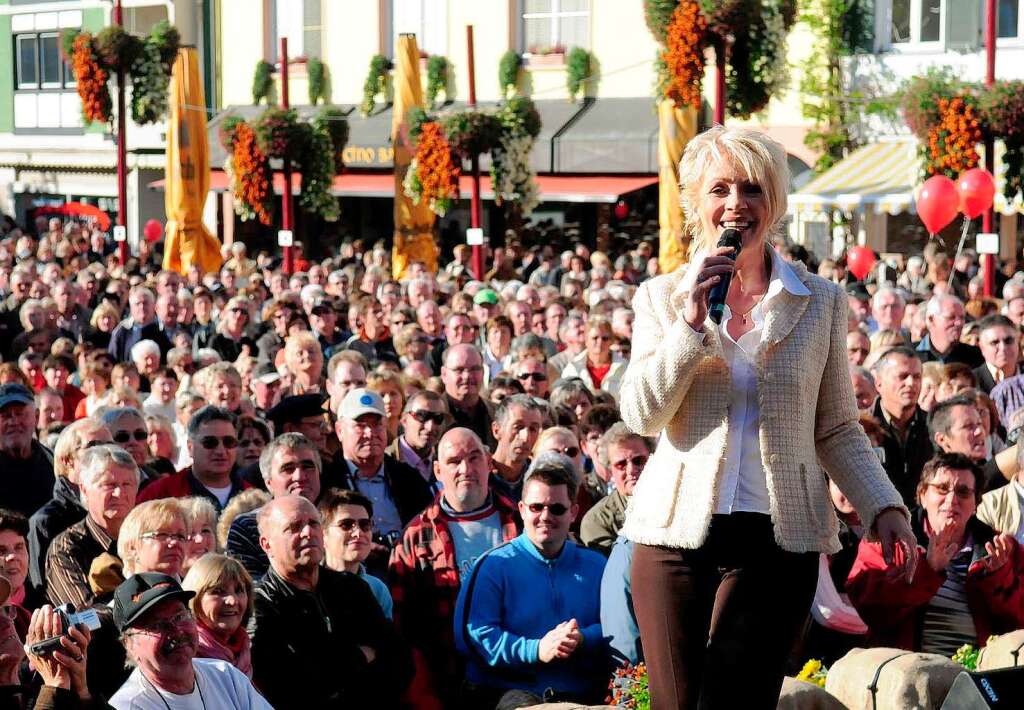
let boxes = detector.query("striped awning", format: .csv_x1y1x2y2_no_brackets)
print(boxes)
789,139,1023,216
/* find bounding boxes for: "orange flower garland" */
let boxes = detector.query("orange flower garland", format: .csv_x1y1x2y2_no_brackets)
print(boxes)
663,0,708,109
71,33,112,124
232,122,273,225
927,96,982,177
414,122,460,216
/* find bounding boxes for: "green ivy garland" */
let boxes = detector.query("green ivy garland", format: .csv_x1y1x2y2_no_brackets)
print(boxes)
361,54,392,115
314,106,349,175
499,51,521,98
426,56,449,106
307,57,327,105
566,47,591,101
252,60,274,105
441,111,503,159
644,0,680,43
726,0,794,118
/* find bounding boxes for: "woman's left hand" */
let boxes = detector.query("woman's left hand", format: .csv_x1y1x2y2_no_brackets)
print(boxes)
874,508,918,583
982,533,1014,573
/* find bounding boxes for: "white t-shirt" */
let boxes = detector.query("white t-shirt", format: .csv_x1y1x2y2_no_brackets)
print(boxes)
110,658,273,710
205,484,233,507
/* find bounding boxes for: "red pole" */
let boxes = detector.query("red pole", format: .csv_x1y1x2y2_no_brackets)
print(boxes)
982,0,996,297
713,36,726,125
279,37,294,275
466,25,484,281
114,0,128,267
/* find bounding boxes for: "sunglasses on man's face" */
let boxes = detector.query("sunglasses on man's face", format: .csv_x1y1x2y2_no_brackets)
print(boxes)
552,446,580,458
113,429,147,443
516,372,547,382
198,436,239,450
408,410,445,425
526,502,569,516
334,518,373,533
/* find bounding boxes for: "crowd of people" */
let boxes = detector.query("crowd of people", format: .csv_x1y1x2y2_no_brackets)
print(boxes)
0,180,1022,709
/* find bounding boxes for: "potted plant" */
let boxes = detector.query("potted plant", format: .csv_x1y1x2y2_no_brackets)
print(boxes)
526,44,566,67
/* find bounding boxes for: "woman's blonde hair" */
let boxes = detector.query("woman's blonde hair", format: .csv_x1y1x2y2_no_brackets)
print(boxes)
678,125,790,256
181,496,219,552
217,488,271,549
90,301,121,329
53,418,109,479
117,498,188,576
182,553,254,628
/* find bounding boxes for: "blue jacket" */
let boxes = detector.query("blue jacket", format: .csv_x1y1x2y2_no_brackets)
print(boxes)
454,533,607,699
600,537,642,666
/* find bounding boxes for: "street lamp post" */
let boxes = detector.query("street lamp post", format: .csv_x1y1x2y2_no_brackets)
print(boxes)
279,37,294,275
113,0,128,268
466,25,484,281
982,0,997,297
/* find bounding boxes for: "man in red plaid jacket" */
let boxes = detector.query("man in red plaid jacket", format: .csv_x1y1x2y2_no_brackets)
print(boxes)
389,428,521,706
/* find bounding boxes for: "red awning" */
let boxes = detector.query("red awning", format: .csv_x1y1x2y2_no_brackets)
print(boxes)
151,172,656,204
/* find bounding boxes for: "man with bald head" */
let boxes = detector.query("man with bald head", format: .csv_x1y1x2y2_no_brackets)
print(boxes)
441,343,493,445
388,428,521,704
250,495,412,707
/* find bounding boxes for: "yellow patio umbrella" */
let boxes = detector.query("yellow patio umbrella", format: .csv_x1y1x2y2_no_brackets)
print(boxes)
657,99,698,274
163,47,223,275
392,33,439,279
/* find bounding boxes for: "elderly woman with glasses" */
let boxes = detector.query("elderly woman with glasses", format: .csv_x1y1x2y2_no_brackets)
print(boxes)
848,453,1024,655
118,499,190,580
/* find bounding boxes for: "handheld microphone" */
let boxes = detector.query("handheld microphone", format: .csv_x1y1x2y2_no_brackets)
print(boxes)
707,228,742,325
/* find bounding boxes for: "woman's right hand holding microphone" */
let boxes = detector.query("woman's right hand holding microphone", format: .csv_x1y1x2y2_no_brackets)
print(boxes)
684,246,737,331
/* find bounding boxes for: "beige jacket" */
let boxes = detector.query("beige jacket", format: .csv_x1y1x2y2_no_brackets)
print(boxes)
976,481,1022,537
560,351,628,401
619,257,907,553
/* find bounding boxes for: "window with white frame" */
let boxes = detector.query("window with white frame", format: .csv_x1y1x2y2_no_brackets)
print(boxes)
11,10,84,130
271,0,322,60
392,0,447,57
522,0,590,54
16,31,74,90
999,0,1020,38
888,0,943,45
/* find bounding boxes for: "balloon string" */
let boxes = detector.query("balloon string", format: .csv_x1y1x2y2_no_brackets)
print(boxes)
948,217,972,290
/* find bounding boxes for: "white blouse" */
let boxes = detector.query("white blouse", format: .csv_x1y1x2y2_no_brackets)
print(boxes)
714,249,811,515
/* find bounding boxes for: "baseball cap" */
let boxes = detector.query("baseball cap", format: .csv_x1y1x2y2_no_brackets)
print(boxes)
253,362,282,385
112,573,195,633
473,288,500,306
339,388,385,420
0,383,34,410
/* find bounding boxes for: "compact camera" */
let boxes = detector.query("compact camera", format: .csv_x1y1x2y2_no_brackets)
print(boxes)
27,603,102,656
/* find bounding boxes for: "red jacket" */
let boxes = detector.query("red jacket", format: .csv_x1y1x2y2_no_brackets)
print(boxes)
846,511,1024,650
136,467,251,512
388,492,520,703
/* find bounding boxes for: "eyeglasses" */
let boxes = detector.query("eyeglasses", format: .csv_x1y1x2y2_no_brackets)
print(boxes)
612,455,648,471
229,308,249,317
129,610,194,637
140,531,189,545
113,429,148,443
551,446,580,458
198,436,239,450
926,482,976,501
334,518,373,532
408,410,446,425
517,372,547,382
526,502,570,516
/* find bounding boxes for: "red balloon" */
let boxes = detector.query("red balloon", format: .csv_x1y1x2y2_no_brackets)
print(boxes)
614,200,628,220
957,168,996,219
143,219,163,243
916,175,960,235
846,246,877,281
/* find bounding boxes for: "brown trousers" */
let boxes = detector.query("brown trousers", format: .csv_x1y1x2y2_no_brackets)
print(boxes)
632,513,818,710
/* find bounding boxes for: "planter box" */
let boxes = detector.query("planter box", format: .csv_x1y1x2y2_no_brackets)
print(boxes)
526,52,565,68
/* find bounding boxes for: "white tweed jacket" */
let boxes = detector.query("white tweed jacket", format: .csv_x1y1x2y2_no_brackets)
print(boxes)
619,257,908,554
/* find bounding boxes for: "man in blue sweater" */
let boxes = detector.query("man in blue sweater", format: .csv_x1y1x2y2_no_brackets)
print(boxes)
455,454,608,709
